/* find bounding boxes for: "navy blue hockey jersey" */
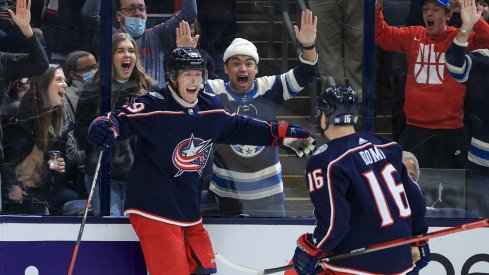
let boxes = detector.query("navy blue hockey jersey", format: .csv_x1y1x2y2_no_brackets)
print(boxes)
112,87,276,225
306,133,427,274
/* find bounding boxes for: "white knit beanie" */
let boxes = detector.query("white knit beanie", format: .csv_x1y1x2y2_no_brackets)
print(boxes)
223,38,259,64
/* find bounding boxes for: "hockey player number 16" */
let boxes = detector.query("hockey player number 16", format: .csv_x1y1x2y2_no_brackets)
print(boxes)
307,164,412,227
363,163,412,227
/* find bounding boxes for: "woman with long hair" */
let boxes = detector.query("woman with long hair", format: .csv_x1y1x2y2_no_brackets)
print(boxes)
2,64,80,214
74,33,154,216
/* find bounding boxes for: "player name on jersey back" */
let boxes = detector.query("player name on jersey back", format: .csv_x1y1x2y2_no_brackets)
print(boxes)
359,146,386,166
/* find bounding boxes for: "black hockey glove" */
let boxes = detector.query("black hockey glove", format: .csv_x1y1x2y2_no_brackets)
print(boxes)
293,233,325,275
270,120,315,157
88,113,119,151
407,241,430,275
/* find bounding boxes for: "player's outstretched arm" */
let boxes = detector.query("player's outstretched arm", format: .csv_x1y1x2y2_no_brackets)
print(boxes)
87,113,120,151
270,120,316,157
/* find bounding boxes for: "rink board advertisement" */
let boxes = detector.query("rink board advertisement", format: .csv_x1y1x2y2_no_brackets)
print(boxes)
0,217,488,275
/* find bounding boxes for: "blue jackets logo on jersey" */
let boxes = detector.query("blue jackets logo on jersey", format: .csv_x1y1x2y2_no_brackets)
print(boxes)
172,134,213,177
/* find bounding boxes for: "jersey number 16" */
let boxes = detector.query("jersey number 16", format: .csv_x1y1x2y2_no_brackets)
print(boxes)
307,163,411,227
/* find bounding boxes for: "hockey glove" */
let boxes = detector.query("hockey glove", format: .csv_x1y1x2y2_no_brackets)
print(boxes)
293,233,325,275
407,241,430,275
271,120,315,157
87,113,119,151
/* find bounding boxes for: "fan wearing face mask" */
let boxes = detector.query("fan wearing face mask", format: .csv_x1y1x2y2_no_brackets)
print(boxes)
81,0,197,88
63,51,98,121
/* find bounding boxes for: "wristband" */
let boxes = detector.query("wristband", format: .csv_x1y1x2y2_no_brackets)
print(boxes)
302,44,315,50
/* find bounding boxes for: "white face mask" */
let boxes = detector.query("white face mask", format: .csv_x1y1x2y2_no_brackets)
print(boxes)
123,16,146,37
80,69,96,83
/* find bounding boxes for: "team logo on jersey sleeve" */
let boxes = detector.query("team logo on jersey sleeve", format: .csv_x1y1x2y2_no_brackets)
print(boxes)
312,144,328,155
231,144,265,158
172,134,213,177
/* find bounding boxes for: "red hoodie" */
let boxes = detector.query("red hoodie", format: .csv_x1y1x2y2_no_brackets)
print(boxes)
375,9,489,129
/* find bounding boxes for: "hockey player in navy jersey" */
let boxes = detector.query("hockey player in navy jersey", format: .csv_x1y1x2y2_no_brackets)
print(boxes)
291,86,429,275
87,47,315,275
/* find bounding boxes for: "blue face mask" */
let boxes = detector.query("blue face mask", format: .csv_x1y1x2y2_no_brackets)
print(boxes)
123,16,146,38
81,69,96,84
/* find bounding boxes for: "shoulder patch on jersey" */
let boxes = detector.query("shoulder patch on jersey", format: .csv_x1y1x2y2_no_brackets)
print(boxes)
313,144,328,155
359,138,368,145
149,91,165,100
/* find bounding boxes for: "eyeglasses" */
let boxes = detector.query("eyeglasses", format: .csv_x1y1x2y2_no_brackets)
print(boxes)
119,6,147,14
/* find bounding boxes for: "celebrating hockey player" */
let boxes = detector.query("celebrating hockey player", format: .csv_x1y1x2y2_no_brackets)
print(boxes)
290,86,429,275
87,47,315,275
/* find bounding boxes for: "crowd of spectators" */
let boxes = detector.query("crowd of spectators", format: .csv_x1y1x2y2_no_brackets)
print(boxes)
0,0,487,219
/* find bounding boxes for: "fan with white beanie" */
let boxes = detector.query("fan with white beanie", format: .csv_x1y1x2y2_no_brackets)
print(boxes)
223,38,260,64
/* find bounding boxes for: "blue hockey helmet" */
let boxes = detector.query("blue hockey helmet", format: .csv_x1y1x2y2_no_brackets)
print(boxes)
166,47,208,81
316,85,359,126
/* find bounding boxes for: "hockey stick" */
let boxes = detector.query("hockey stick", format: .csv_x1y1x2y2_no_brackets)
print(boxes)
67,151,104,275
216,219,489,275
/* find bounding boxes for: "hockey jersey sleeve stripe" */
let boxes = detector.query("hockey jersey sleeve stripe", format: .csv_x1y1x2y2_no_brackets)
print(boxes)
446,55,472,83
446,38,472,83
212,162,282,182
211,172,282,191
209,183,284,200
281,70,301,100
120,109,235,118
121,111,186,117
298,52,318,65
468,137,489,168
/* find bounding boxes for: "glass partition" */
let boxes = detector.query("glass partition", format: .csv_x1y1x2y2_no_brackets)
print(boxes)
1,0,487,221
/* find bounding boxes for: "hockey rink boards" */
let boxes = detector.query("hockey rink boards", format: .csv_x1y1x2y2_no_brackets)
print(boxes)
0,217,488,274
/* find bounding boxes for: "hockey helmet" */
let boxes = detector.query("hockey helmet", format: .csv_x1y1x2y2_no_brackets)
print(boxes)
166,47,208,81
316,85,359,126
